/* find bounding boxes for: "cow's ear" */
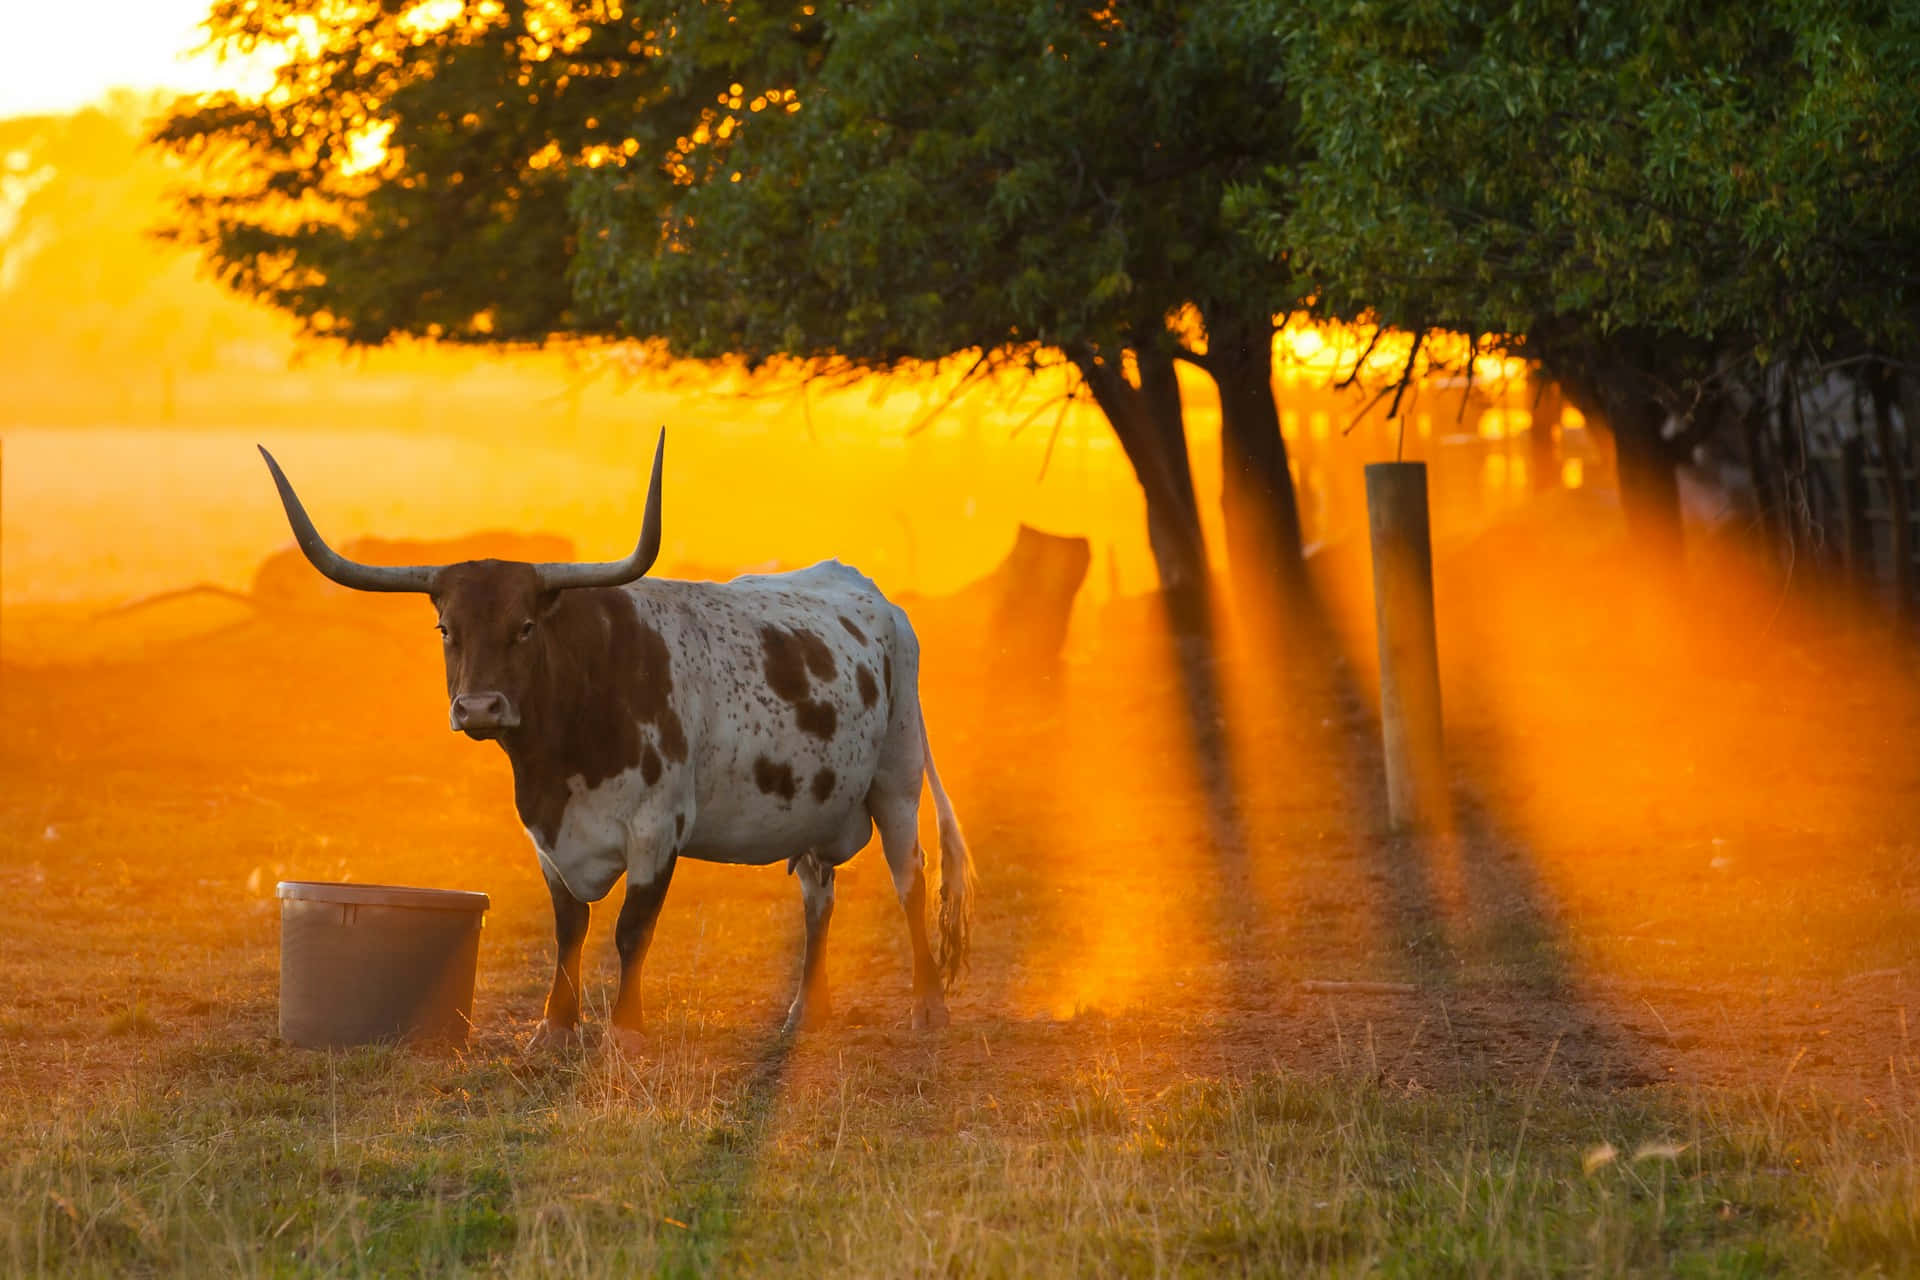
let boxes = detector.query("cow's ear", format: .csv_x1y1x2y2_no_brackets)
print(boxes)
537,589,565,619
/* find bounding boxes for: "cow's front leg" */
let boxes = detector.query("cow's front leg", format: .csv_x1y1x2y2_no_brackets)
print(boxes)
784,853,836,1033
528,873,591,1051
607,855,676,1056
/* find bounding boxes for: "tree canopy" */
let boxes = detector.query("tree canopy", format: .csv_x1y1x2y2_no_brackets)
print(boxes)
1235,0,1920,549
159,0,1314,597
157,0,790,345
569,2,1293,363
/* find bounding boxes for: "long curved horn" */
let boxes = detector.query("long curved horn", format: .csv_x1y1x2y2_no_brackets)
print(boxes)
257,446,438,593
532,428,665,592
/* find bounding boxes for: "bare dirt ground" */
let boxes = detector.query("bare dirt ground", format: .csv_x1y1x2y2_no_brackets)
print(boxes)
6,508,1919,1126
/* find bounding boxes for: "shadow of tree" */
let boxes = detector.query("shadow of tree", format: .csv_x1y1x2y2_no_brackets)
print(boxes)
1217,580,1656,1090
658,1030,797,1276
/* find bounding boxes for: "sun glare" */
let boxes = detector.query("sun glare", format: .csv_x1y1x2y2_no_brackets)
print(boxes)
0,0,277,120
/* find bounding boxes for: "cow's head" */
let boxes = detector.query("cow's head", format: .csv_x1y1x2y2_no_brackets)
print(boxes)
257,432,665,741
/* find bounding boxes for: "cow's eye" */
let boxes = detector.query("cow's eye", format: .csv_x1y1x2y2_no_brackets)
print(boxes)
517,619,535,642
437,623,453,645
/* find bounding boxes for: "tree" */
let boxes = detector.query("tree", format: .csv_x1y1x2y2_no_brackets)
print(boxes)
159,0,1317,605
156,1,801,345
573,0,1314,600
1236,0,1920,558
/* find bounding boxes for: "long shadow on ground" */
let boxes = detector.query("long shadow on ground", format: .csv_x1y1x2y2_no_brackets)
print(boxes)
655,1030,797,1275
1210,582,1655,1091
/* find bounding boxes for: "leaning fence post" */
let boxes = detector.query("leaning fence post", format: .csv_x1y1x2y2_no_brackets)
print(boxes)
1365,461,1446,831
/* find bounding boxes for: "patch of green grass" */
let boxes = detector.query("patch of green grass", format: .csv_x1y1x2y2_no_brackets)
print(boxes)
6,1032,1918,1277
103,1004,158,1038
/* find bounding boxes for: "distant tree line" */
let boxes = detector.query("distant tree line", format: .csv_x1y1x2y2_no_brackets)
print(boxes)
158,0,1920,607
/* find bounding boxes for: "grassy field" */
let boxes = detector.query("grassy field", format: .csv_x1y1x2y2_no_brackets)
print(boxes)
14,1029,1920,1276
7,509,1920,1275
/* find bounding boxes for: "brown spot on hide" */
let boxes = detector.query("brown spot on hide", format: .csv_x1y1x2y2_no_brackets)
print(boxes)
856,665,878,708
760,624,840,740
761,625,835,695
795,699,837,740
640,743,662,785
811,768,837,803
839,615,866,643
754,756,797,802
631,618,687,761
797,629,836,678
760,625,812,703
883,654,893,698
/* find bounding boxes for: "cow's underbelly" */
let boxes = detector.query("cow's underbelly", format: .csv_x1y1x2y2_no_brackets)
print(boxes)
530,751,882,894
681,795,873,866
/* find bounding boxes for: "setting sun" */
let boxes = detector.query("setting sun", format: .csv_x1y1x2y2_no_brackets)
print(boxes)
0,0,274,119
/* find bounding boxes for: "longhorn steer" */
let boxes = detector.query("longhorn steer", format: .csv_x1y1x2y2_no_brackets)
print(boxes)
257,432,973,1047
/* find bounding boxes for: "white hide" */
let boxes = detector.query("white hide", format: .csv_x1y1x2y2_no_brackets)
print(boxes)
524,560,922,903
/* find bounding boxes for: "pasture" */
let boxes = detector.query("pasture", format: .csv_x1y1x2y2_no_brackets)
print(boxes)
6,479,1920,1276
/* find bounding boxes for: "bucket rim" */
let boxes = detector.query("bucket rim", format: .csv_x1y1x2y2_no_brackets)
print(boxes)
276,880,490,912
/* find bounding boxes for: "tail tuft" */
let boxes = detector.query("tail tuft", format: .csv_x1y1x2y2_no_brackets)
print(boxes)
921,711,974,992
935,808,973,992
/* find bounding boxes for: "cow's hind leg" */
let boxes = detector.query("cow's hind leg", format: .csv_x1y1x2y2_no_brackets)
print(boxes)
607,856,676,1056
872,796,949,1030
784,853,836,1033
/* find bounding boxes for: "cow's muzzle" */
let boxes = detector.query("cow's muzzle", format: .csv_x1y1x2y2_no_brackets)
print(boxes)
450,692,520,738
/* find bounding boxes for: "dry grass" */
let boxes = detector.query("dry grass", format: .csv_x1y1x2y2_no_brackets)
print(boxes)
9,1026,1920,1276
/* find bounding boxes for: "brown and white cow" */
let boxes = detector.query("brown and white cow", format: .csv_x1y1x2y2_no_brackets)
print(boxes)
258,432,973,1048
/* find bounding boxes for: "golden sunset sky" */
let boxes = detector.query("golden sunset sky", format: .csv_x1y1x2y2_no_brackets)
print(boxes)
0,0,266,117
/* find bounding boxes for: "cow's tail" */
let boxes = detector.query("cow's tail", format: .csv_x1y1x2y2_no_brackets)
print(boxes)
920,706,974,991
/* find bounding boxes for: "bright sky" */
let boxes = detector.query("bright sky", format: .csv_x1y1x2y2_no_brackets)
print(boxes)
0,0,266,118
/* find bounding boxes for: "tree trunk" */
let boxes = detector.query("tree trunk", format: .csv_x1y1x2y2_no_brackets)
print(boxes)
1868,363,1912,622
1072,348,1208,608
1561,367,1682,560
1741,393,1787,568
1134,345,1207,581
1547,336,1691,563
1201,311,1307,608
1609,402,1683,561
1530,380,1562,494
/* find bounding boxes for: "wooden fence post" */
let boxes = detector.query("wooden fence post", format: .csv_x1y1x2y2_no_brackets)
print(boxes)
1365,461,1446,831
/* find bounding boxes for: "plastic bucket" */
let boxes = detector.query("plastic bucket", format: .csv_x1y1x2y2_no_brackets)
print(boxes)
276,881,490,1049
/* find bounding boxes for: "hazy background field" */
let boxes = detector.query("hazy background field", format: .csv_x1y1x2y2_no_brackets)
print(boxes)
0,98,1574,642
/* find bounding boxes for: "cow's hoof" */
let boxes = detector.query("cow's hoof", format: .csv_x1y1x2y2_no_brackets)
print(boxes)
606,1023,646,1060
910,998,950,1031
783,997,833,1035
525,1019,581,1053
